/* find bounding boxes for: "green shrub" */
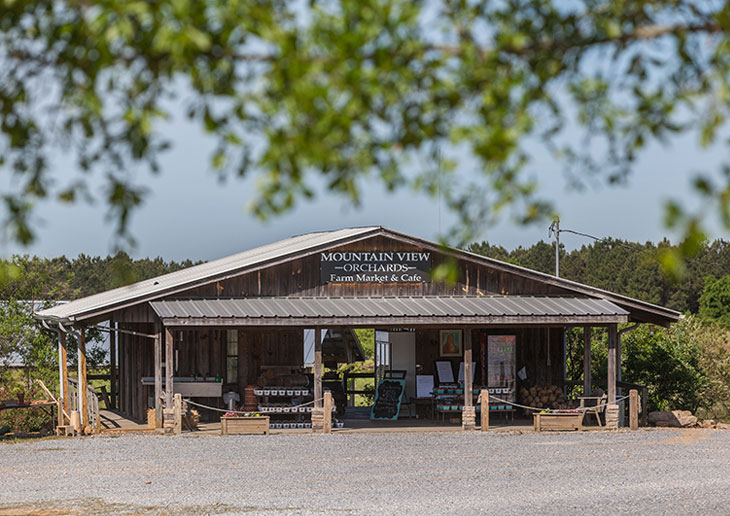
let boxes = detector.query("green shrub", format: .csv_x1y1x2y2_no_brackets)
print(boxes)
0,382,53,433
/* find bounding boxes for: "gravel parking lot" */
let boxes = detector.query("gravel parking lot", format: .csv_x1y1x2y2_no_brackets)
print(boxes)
1,429,729,515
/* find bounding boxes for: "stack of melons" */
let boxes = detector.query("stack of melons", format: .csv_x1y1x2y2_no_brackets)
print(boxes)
519,384,563,412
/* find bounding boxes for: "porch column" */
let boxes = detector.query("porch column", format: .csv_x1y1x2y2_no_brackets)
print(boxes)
154,324,163,428
59,331,69,419
109,321,116,410
165,327,173,408
78,327,88,428
583,327,592,396
607,324,617,403
606,324,619,429
312,327,324,432
462,329,476,431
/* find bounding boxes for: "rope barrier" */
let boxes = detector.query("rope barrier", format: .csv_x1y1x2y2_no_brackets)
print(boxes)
486,394,630,414
183,397,326,415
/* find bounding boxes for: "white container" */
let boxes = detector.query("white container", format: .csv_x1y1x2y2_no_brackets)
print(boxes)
286,390,294,396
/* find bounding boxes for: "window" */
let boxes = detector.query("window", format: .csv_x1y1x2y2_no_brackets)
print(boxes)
226,330,238,384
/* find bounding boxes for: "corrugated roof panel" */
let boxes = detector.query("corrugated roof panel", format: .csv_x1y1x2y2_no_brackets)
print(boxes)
150,296,629,323
488,297,518,316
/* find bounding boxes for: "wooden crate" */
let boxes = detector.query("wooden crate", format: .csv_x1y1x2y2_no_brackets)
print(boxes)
533,412,583,432
221,416,270,436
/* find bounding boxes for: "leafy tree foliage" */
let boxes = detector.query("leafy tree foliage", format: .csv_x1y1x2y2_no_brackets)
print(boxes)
2,0,730,262
699,274,730,328
469,238,730,313
0,252,199,301
0,300,56,387
565,318,729,418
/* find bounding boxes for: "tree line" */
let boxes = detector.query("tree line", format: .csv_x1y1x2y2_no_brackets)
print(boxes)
0,253,200,302
2,238,730,314
468,238,730,314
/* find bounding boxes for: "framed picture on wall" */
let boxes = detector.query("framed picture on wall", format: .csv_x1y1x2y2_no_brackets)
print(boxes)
439,330,462,357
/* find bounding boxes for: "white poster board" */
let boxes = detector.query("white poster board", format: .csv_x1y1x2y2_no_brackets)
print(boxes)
416,375,435,398
435,361,455,384
457,362,477,383
303,328,328,366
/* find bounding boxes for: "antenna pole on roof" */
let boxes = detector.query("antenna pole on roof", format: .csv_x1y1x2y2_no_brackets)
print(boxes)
549,217,560,277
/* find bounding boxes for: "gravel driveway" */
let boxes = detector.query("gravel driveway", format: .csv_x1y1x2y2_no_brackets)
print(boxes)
1,429,729,515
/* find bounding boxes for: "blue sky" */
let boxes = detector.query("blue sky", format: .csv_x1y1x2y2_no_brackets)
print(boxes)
3,105,728,262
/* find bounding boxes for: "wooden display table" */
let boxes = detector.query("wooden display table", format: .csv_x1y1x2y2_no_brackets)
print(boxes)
221,416,270,436
533,411,584,432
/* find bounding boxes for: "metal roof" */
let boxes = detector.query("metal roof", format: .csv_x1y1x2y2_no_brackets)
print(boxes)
150,296,629,327
33,225,680,324
34,227,380,322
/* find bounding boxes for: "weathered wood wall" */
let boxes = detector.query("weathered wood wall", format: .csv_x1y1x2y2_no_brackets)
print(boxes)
238,329,304,386
166,236,575,300
117,322,155,422
116,324,303,421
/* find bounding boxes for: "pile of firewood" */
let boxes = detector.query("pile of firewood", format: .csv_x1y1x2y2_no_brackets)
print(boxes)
519,384,563,412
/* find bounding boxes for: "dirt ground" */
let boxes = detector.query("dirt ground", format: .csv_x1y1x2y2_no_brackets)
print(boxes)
1,428,729,515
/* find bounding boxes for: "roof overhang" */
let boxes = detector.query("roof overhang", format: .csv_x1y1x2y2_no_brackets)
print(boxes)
150,296,630,328
33,226,681,326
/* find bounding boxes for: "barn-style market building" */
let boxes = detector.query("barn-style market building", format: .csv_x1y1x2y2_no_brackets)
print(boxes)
34,226,680,433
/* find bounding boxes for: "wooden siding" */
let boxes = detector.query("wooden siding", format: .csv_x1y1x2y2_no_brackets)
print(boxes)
117,322,155,422
166,235,575,301
116,324,303,421
238,329,304,386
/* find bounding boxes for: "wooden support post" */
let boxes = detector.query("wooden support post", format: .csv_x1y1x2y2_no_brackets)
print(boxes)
173,393,182,435
583,327,592,396
154,326,163,429
606,324,619,429
109,322,116,410
165,327,174,409
462,329,476,431
311,328,325,432
641,386,649,427
78,328,88,428
323,391,333,434
629,389,639,430
60,331,69,420
480,331,487,386
607,324,617,404
480,389,489,431
56,400,64,428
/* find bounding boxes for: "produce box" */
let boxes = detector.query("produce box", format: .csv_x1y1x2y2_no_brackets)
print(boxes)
533,412,583,432
221,416,270,436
